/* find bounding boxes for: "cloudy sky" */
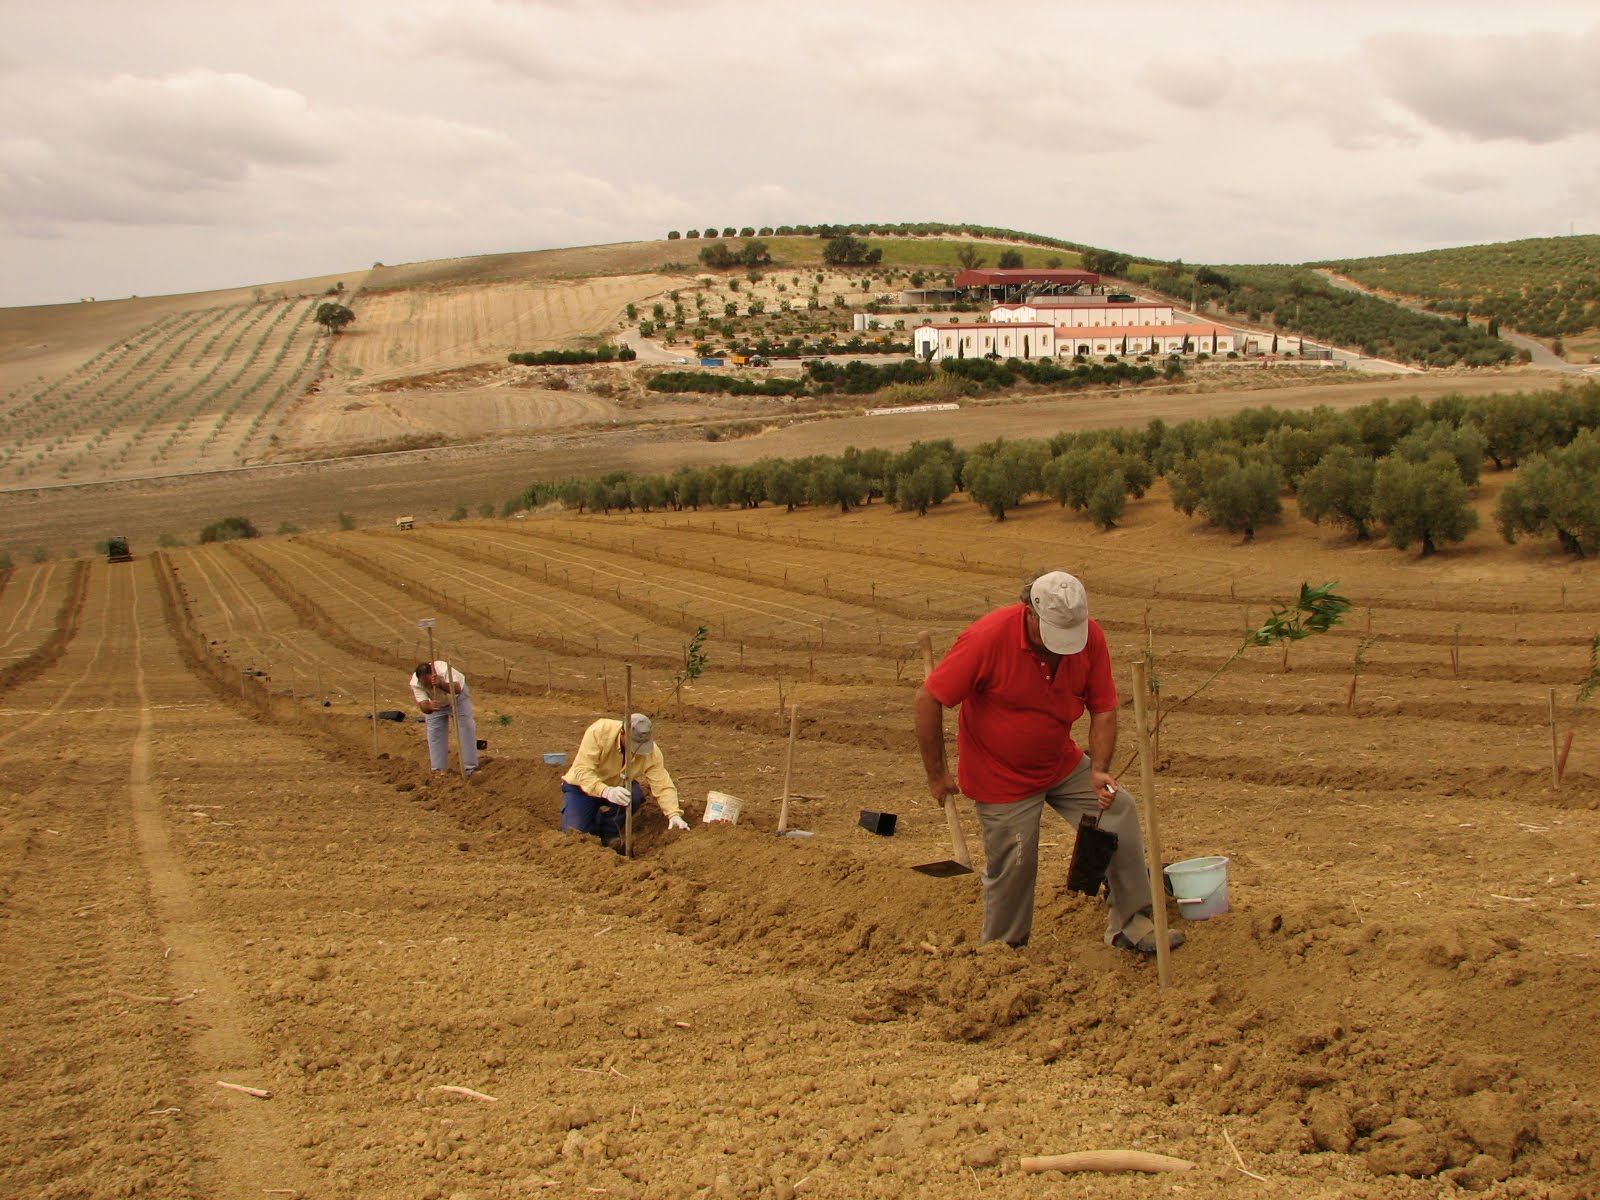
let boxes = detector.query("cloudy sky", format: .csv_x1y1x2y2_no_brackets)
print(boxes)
3,0,1597,307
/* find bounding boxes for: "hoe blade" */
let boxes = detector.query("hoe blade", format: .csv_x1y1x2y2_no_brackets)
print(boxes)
912,858,974,878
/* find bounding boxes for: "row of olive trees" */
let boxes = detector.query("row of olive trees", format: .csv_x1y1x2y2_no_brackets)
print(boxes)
1325,235,1600,340
515,443,970,519
662,221,1108,259
508,382,1600,557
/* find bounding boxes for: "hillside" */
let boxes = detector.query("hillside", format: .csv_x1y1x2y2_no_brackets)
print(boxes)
2,232,1599,1198
1323,235,1600,357
2,484,1596,1198
0,230,1586,559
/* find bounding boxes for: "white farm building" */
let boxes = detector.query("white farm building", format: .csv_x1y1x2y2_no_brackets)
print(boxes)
914,295,1240,362
912,322,1058,362
992,300,1175,327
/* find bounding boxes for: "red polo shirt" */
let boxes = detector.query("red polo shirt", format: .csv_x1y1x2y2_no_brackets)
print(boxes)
925,603,1118,803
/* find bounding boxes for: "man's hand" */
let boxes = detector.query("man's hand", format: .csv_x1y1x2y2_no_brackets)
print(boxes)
667,814,690,832
926,769,959,806
1091,772,1118,811
601,785,630,806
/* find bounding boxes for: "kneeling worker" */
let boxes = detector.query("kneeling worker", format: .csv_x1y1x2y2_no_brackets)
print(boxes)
561,713,690,847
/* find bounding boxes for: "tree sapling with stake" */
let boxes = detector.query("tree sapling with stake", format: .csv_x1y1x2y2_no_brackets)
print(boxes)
1347,635,1381,712
1118,580,1350,774
1248,581,1352,672
672,624,710,713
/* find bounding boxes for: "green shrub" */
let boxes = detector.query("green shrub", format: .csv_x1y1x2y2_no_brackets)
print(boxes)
198,516,259,544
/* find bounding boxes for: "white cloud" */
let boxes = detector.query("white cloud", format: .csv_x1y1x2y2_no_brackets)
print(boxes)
1418,167,1502,196
1364,25,1600,143
1,1,1597,305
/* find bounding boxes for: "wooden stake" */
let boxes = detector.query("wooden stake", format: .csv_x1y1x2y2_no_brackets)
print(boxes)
778,705,799,833
429,1085,497,1103
440,647,468,780
1131,659,1170,988
1022,1150,1193,1175
1549,689,1559,789
216,1081,272,1100
371,678,379,758
623,664,634,858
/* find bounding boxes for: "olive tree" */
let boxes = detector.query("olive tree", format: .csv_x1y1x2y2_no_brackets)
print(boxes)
965,440,1046,521
1372,453,1478,555
1495,429,1600,556
895,458,956,515
315,302,355,333
1297,446,1378,540
1199,459,1283,540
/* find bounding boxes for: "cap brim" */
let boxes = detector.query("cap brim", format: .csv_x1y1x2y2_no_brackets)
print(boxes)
1038,620,1088,655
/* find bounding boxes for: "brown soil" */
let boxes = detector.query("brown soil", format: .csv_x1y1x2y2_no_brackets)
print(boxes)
2,465,1597,1199
3,249,1598,1199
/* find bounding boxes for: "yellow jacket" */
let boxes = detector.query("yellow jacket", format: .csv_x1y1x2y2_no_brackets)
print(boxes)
562,718,682,820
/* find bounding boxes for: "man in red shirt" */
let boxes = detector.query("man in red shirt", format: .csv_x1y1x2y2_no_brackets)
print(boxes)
915,571,1181,953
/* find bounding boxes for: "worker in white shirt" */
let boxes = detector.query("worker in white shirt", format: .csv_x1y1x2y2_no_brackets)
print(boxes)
561,713,689,848
410,661,478,774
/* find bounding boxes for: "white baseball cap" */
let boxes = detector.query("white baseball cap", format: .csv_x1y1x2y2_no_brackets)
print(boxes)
1029,572,1090,654
628,712,655,756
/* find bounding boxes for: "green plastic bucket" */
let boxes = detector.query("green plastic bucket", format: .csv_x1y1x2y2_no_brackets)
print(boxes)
1164,855,1230,920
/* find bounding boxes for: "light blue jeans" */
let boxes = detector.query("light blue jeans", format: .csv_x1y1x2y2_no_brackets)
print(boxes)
423,692,477,772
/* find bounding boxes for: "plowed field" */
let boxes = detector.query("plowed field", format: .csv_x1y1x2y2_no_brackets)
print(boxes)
3,482,1597,1200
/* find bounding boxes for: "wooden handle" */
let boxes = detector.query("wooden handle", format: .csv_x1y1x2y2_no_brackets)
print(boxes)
623,664,634,856
1021,1151,1194,1175
919,632,970,867
944,793,971,867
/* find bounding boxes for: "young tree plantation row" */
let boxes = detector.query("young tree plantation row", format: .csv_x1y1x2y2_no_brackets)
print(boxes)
1,296,326,485
1328,235,1600,340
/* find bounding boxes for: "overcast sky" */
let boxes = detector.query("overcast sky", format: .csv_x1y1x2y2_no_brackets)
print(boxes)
3,0,1597,308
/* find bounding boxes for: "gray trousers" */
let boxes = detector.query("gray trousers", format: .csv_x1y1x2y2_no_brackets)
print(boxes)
975,757,1151,947
423,693,477,772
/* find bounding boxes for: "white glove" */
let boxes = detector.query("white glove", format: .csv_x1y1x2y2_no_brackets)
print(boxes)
601,785,630,806
667,814,689,832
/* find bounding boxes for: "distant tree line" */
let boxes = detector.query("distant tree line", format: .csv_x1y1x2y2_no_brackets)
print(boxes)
509,382,1600,557
663,221,1126,262
646,356,1162,399
508,345,636,365
698,239,773,270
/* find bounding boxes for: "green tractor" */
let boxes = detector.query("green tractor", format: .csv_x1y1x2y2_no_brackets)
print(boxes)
107,536,133,563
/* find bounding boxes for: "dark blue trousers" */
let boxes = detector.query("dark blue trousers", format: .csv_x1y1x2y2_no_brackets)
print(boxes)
561,780,645,840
